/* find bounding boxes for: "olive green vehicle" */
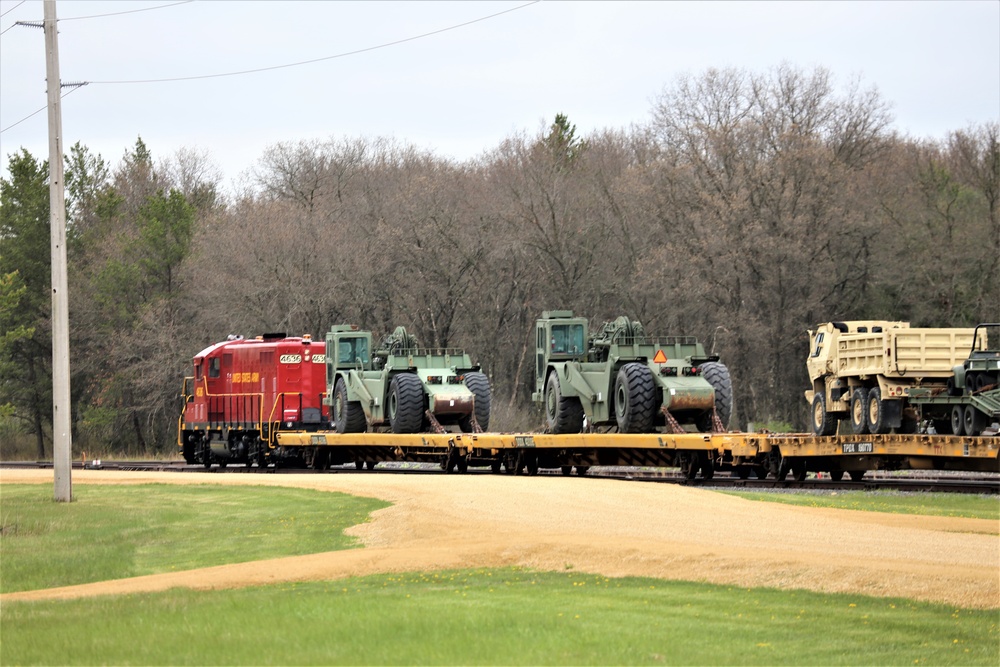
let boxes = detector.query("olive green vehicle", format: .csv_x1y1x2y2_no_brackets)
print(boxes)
324,325,490,434
532,311,733,434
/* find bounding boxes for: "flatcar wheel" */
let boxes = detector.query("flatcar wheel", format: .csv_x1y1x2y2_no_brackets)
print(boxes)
560,466,572,476
829,470,844,481
575,466,590,476
490,459,502,474
366,460,376,471
525,452,539,476
776,459,790,482
355,460,364,471
753,465,769,480
457,456,468,474
849,470,865,482
735,467,751,480
792,462,807,482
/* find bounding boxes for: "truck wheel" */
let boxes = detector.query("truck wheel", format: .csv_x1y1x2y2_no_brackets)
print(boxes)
866,387,889,434
459,371,491,432
850,388,869,434
614,362,655,433
333,378,367,434
963,405,986,436
388,373,424,433
545,371,583,434
811,393,837,436
951,405,966,436
700,362,734,429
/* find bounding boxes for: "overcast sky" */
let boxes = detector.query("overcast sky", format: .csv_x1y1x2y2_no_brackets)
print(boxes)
1,0,998,189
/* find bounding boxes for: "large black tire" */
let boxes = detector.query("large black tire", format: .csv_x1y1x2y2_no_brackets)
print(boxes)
811,393,837,436
866,387,889,434
963,404,987,437
458,371,491,432
951,405,966,436
388,373,424,434
333,377,367,434
700,362,734,430
545,371,584,434
614,362,656,433
850,388,869,434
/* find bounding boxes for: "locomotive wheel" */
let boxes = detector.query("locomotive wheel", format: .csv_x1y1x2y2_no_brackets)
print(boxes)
388,373,424,434
700,362,734,430
459,371,492,432
256,446,268,468
614,362,656,433
850,388,869,434
545,372,584,434
951,405,966,436
811,393,837,436
963,405,986,437
865,387,888,434
333,378,367,434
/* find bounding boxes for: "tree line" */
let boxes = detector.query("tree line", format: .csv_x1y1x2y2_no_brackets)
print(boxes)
2,65,997,457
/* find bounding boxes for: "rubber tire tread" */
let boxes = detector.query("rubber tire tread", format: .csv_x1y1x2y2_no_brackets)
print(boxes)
865,386,888,434
811,392,837,436
700,362,734,429
615,362,656,433
545,371,583,434
459,371,491,432
334,378,367,434
389,373,424,434
850,387,869,434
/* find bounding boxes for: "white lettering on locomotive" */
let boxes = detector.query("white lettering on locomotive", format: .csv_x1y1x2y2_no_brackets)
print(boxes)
279,354,302,364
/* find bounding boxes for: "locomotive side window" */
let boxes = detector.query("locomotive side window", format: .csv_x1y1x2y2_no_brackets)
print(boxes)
208,357,220,378
195,361,203,380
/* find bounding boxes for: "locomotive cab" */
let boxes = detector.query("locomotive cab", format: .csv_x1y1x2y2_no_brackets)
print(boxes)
178,333,328,468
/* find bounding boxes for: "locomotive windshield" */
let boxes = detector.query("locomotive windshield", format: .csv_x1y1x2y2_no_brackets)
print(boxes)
338,337,369,365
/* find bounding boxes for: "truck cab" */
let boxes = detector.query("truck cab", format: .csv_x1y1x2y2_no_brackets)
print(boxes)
533,311,588,402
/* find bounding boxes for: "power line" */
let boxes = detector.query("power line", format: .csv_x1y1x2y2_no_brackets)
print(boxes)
0,83,86,134
0,1,540,136
1,1,190,35
60,1,193,21
0,1,26,20
88,0,540,84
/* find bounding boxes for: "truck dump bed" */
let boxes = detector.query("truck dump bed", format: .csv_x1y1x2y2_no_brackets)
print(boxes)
836,328,975,379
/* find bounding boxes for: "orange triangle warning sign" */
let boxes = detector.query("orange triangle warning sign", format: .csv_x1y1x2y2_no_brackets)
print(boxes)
653,350,667,364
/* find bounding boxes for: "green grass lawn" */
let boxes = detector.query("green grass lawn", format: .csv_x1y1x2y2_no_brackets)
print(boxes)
717,489,1000,520
2,569,996,665
0,483,389,593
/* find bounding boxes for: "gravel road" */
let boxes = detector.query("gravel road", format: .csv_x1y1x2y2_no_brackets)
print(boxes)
2,469,997,608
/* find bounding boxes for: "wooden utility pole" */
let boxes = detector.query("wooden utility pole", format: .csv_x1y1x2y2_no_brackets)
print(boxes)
44,0,72,502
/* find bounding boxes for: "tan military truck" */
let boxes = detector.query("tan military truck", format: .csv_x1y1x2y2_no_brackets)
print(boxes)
805,321,976,435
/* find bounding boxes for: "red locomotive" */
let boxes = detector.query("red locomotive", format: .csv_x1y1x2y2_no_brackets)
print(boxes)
178,333,328,467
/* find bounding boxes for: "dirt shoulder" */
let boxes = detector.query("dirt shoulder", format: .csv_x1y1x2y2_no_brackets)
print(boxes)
2,469,997,608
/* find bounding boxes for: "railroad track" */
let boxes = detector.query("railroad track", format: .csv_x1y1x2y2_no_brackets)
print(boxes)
3,460,998,494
